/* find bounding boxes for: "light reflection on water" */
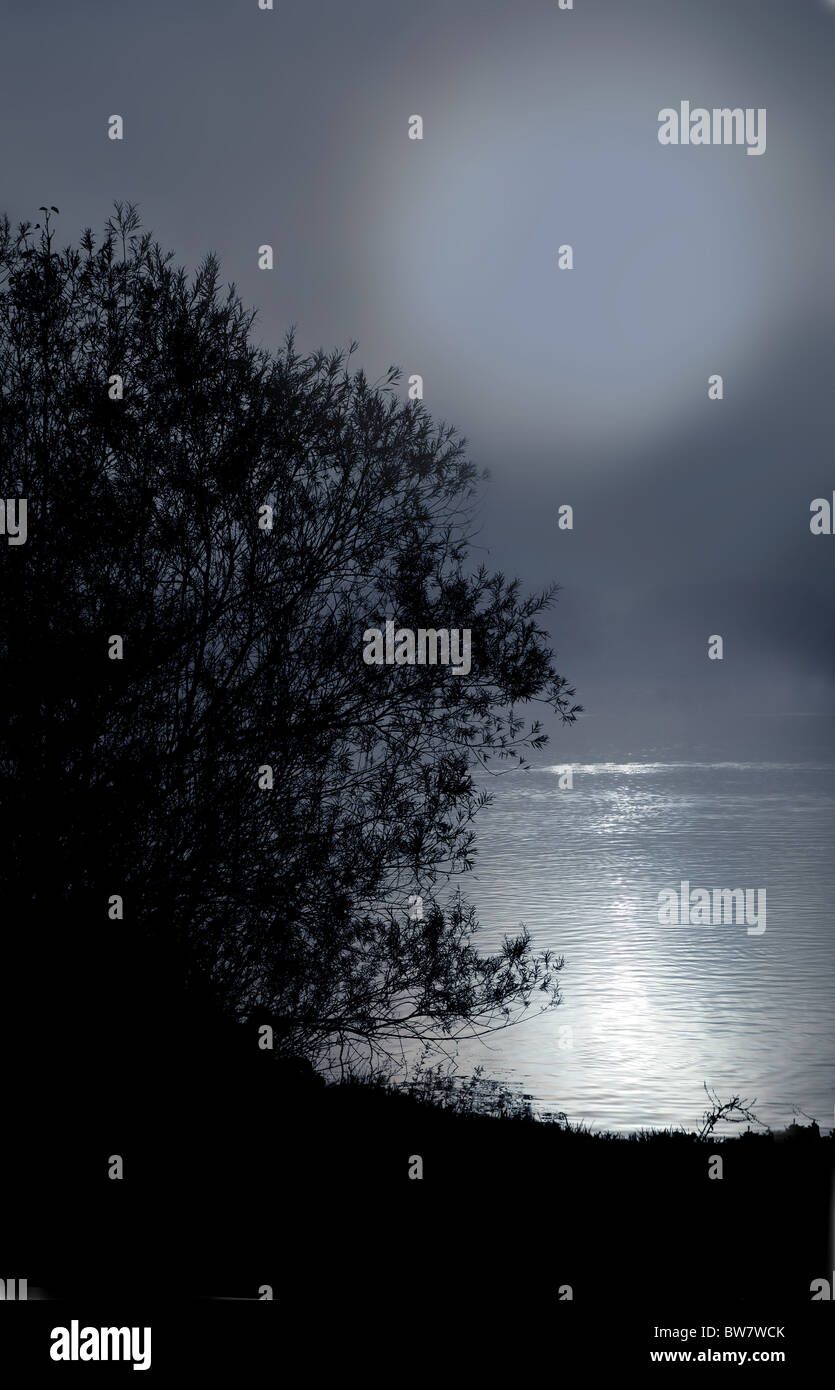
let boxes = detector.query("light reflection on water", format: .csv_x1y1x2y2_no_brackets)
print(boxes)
452,759,835,1133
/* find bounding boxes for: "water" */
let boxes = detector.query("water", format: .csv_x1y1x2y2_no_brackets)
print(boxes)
455,741,835,1134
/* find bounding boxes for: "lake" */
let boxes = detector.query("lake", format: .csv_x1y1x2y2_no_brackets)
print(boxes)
457,730,835,1134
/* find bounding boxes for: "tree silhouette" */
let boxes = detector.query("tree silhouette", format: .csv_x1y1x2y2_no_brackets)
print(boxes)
0,203,580,1090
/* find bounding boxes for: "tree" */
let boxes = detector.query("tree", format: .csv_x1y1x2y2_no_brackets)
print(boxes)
0,203,580,1086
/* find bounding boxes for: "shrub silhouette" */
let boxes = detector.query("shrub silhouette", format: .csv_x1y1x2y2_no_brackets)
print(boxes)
0,204,579,1091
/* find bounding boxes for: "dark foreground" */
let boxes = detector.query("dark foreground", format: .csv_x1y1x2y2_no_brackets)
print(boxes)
3,1001,833,1373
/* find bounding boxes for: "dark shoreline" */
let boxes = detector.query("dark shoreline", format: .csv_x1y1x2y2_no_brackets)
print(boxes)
6,1057,833,1310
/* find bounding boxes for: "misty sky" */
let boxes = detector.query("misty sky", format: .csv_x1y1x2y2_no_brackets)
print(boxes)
3,0,834,752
